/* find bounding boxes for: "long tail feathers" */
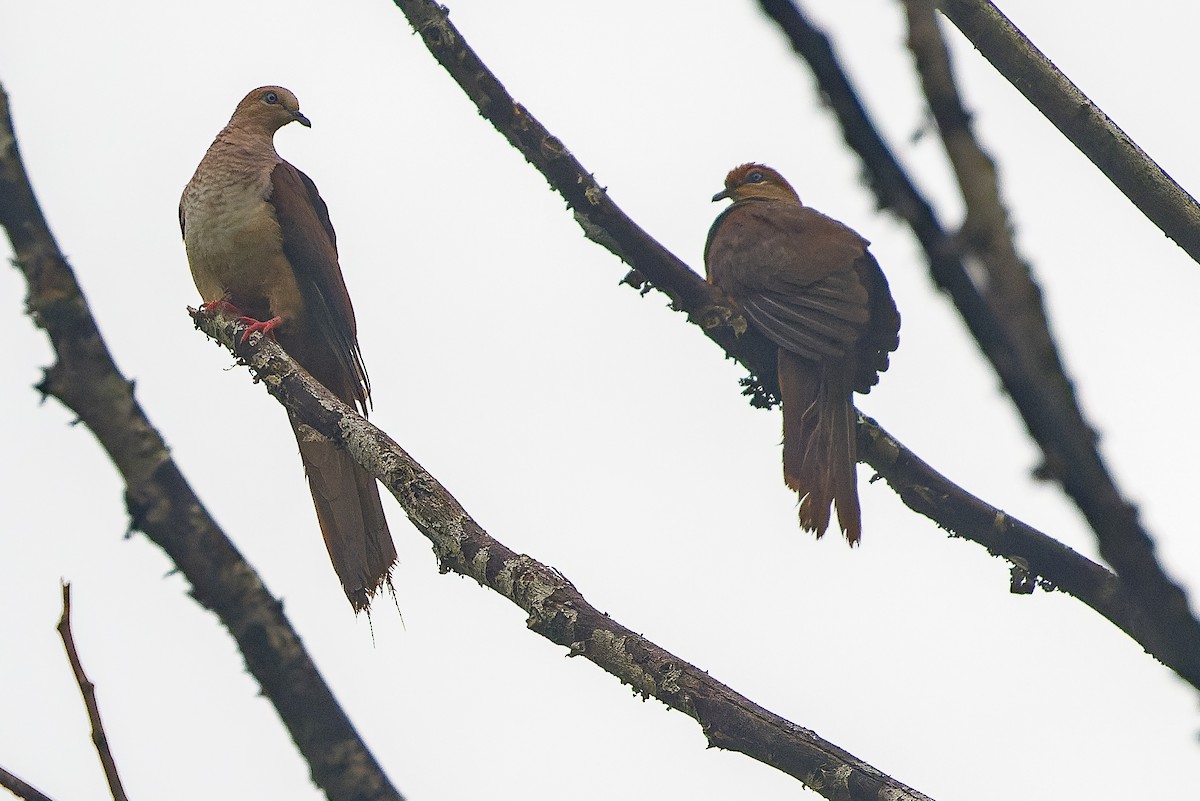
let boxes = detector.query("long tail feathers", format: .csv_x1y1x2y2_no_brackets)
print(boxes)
292,416,397,611
779,349,862,544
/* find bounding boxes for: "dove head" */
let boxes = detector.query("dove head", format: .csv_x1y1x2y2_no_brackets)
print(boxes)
712,163,800,204
229,86,311,133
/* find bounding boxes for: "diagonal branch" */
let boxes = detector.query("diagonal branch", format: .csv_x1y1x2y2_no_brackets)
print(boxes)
937,0,1200,267
859,418,1155,644
193,305,936,801
756,0,1200,686
390,0,781,399
0,766,57,801
898,0,1093,586
57,583,129,801
385,0,1199,689
0,79,405,801
903,0,1047,342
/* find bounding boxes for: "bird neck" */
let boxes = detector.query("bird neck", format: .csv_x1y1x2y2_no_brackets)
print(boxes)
214,122,281,161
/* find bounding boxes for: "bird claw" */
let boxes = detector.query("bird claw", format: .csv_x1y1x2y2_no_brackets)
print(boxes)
697,303,747,336
198,295,245,317
237,315,283,344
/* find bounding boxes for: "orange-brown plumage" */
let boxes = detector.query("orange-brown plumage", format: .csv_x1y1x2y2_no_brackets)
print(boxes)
705,163,899,543
180,86,396,609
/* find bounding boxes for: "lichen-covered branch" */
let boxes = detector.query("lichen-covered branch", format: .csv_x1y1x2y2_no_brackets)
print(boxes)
0,79,404,801
938,0,1200,266
756,0,1200,687
192,306,934,801
385,0,1195,688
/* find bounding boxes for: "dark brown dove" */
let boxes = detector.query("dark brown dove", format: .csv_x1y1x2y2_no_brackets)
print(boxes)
705,163,899,543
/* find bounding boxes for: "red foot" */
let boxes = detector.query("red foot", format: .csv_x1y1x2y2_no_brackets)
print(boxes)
198,294,245,317
237,315,283,344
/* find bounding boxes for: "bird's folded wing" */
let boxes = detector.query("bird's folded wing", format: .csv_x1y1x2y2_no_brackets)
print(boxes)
268,162,371,412
738,270,868,360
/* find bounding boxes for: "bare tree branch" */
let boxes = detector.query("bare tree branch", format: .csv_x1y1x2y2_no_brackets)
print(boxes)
193,305,936,801
858,418,1156,643
0,766,57,801
898,0,1130,597
390,0,783,401
938,0,1200,266
755,0,1200,687
908,0,1200,688
903,0,1041,320
385,0,1196,688
0,79,404,801
56,583,129,801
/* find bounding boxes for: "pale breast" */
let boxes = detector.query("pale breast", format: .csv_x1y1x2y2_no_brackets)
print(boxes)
181,144,305,322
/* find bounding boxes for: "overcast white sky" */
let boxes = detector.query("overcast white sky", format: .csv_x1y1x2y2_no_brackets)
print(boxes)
3,2,1199,799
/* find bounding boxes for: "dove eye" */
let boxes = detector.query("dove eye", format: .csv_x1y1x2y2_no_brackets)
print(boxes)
264,91,279,104
747,170,765,184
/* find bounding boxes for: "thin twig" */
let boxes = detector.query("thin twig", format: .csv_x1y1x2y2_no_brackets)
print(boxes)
938,0,1200,266
193,305,935,801
756,0,1200,686
56,583,129,801
0,766,57,801
0,79,404,801
385,0,1192,686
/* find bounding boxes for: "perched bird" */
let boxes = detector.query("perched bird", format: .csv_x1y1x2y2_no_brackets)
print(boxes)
179,86,396,610
705,163,899,544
